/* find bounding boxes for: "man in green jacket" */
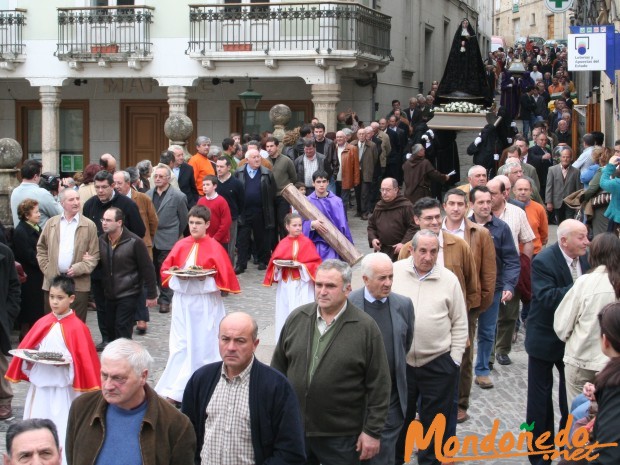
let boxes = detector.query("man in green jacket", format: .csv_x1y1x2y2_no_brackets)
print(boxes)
271,259,391,464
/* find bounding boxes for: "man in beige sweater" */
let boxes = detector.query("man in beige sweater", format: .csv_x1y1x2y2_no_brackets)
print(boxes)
392,230,468,465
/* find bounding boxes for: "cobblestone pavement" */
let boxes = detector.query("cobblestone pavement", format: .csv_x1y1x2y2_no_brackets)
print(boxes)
0,133,562,463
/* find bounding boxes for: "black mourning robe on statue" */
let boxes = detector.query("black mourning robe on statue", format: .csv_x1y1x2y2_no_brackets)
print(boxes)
437,21,490,104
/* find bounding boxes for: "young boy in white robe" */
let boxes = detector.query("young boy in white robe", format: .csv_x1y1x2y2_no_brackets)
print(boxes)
5,275,101,465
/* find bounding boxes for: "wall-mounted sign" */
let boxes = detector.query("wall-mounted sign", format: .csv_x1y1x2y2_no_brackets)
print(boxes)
544,0,575,14
568,31,606,71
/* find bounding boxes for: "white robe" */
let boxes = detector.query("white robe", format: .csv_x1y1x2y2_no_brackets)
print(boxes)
23,320,78,465
274,266,315,341
155,275,226,402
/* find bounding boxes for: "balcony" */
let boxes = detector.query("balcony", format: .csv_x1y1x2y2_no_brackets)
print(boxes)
0,9,26,70
55,5,154,69
187,2,392,72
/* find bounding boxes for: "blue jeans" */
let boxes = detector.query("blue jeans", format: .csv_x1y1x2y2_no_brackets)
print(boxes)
475,290,502,376
522,118,535,138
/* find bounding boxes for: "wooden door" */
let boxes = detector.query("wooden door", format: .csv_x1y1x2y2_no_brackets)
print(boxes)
121,100,197,168
547,16,554,40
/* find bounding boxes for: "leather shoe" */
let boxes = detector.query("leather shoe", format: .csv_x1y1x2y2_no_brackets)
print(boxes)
354,211,362,217
158,303,170,314
96,341,109,352
457,408,469,423
136,321,147,335
361,213,369,220
257,263,267,271
0,404,12,420
234,266,246,275
496,353,512,365
475,375,494,389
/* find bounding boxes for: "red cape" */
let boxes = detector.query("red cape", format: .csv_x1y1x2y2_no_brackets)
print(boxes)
5,312,101,392
161,235,240,293
263,235,322,286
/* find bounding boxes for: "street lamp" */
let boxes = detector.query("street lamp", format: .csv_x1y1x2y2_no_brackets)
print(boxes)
238,78,262,134
238,78,262,110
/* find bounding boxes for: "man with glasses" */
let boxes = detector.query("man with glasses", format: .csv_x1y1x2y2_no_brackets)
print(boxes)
367,178,416,261
146,165,188,314
83,170,146,349
99,207,158,340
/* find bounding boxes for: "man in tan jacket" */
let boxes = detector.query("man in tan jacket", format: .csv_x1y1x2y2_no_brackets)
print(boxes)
442,188,497,424
37,188,100,322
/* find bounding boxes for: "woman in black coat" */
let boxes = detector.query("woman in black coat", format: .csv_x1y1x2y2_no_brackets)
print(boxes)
13,198,45,339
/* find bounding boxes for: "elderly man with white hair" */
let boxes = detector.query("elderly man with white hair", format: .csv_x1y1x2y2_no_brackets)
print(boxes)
392,230,468,464
457,165,487,195
234,148,277,274
349,253,414,465
66,339,196,464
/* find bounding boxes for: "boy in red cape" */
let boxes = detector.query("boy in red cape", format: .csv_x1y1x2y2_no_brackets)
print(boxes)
263,212,322,341
6,275,100,465
155,204,240,406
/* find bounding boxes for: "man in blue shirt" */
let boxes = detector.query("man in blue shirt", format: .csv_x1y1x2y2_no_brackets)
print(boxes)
469,186,520,389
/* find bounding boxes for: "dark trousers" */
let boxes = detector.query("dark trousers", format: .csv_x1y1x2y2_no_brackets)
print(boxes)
354,180,372,215
153,247,172,305
275,195,291,241
91,276,108,343
237,212,271,268
526,355,568,465
396,353,460,465
105,293,140,341
369,394,403,465
305,435,360,465
336,181,351,219
554,205,573,224
134,286,149,323
385,161,403,186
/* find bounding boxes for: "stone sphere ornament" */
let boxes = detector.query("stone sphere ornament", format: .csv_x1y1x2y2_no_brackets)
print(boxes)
270,104,292,142
0,138,23,169
269,104,292,127
164,114,194,142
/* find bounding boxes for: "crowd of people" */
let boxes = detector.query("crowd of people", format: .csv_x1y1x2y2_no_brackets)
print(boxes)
0,94,618,465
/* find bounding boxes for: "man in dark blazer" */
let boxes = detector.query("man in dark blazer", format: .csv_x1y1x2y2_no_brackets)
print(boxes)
528,131,554,197
545,146,581,224
349,253,414,465
525,219,590,465
170,145,199,208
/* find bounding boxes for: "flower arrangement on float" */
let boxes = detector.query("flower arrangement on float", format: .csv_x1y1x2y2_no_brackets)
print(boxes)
434,102,486,113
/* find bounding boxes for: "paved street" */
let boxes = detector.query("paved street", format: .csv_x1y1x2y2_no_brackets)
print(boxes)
0,134,562,463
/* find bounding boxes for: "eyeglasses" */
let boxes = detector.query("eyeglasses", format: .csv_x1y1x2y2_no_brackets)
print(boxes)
420,215,442,222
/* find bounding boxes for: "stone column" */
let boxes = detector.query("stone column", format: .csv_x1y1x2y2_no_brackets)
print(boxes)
39,86,61,174
167,85,188,116
166,86,191,158
311,83,341,133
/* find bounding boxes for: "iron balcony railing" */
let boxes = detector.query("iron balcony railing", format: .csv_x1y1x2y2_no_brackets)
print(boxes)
0,9,26,59
187,2,392,59
56,5,154,61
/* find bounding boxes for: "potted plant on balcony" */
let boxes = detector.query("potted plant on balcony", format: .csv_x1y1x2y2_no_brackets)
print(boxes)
91,43,119,54
222,43,252,52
